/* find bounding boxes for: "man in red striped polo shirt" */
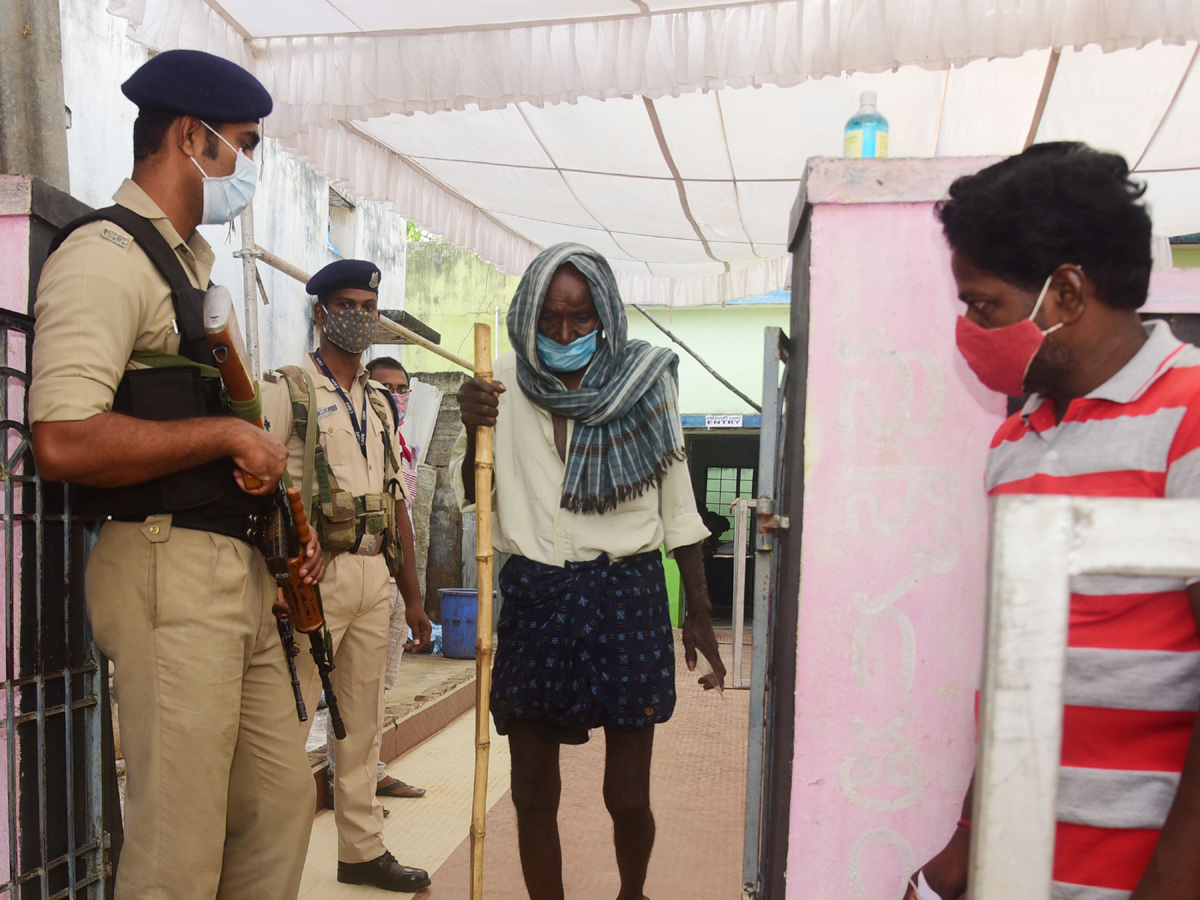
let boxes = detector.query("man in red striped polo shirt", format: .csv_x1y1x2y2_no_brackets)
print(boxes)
905,143,1200,900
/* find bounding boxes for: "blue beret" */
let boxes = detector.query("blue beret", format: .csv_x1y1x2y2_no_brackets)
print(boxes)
307,260,382,299
122,49,272,122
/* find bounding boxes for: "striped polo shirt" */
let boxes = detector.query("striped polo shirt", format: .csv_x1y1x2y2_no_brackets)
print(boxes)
987,321,1200,900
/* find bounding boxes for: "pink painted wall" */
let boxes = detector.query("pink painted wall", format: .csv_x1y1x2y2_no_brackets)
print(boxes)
0,212,30,884
782,184,1200,900
786,201,1006,900
1144,268,1200,314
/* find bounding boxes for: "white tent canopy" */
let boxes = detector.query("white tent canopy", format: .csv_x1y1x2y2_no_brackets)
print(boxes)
109,0,1200,305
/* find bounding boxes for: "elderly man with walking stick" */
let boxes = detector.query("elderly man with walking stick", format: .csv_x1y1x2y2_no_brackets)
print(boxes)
453,242,727,900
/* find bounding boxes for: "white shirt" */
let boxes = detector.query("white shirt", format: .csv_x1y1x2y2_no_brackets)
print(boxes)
451,352,710,567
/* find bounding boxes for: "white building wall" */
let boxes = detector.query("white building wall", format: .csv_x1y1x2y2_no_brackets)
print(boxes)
57,0,407,375
59,0,147,210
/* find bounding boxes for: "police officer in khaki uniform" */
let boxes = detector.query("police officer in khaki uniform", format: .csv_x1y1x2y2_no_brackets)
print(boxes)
29,50,318,900
262,259,433,893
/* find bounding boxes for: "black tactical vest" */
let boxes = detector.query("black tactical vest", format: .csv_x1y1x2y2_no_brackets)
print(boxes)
45,205,267,539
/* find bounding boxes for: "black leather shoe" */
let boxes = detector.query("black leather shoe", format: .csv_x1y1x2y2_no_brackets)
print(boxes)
337,851,431,892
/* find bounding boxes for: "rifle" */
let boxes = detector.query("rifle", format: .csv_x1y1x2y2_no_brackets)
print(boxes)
202,285,346,739
277,615,307,723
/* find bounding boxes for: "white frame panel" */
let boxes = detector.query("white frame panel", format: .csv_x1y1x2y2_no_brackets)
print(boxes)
973,495,1200,899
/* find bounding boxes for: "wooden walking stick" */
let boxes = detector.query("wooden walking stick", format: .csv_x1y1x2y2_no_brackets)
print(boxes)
471,322,495,900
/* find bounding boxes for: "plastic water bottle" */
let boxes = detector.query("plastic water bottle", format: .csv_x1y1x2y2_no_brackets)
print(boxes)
844,91,889,159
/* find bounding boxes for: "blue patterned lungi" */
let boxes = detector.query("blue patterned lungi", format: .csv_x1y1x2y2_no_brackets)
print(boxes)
491,550,676,743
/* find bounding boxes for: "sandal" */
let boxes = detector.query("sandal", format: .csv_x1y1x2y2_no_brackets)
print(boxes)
376,775,426,798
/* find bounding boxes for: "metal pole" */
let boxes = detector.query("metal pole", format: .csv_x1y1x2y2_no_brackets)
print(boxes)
245,244,311,286
238,207,262,378
376,316,474,372
239,244,475,372
742,327,787,898
730,498,755,690
631,303,762,413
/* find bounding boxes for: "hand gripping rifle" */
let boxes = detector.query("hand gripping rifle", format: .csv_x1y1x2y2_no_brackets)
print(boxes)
202,286,346,739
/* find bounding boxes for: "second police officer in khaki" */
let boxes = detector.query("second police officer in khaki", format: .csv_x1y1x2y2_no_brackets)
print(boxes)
262,259,434,893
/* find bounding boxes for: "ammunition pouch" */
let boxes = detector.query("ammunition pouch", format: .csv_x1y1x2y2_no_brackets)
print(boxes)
315,490,398,567
268,364,405,576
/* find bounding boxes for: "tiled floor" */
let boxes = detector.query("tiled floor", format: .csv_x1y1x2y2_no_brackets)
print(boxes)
299,633,751,899
299,710,510,898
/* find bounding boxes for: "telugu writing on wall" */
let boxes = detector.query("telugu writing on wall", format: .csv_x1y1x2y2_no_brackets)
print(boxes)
786,204,1006,900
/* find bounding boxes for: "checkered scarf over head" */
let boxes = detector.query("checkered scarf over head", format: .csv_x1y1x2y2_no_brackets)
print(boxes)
509,243,685,514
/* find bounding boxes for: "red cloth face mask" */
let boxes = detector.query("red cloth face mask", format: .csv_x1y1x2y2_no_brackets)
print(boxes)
954,274,1062,396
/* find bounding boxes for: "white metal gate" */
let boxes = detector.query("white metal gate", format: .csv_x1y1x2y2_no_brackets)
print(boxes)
976,495,1200,899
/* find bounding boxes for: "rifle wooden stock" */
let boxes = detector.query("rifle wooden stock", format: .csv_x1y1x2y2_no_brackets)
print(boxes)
268,487,346,741
203,290,345,739
207,331,262,489
208,334,261,428
277,487,325,634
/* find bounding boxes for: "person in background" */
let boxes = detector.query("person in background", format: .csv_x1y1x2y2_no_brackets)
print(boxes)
367,356,419,503
262,259,432,892
454,242,727,900
904,143,1200,900
29,49,317,900
700,508,730,558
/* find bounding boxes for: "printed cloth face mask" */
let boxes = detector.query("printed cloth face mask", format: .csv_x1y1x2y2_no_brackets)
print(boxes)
323,307,378,354
390,391,410,426
189,122,257,225
536,330,598,373
954,273,1064,396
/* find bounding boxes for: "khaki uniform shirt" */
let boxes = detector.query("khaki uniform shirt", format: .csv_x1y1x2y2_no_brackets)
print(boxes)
261,353,408,514
451,351,709,567
30,179,214,424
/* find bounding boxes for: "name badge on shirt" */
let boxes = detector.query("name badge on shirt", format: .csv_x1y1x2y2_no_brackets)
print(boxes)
316,404,339,419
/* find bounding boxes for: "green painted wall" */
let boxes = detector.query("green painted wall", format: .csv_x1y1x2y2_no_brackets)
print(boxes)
403,240,520,372
1173,245,1200,269
628,304,791,414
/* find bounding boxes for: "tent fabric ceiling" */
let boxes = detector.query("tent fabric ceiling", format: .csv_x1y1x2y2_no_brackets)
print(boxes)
109,0,1200,306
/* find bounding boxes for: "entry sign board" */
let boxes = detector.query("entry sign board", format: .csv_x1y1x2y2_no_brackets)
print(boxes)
705,414,743,428
787,179,1007,900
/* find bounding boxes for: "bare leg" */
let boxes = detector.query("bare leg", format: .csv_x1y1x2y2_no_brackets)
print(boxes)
603,725,656,900
508,723,565,900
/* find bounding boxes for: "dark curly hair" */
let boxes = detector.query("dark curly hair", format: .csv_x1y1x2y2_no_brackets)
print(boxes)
936,142,1153,309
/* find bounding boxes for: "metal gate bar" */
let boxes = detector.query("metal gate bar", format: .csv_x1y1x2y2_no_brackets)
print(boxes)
729,498,755,690
0,305,106,899
742,327,789,899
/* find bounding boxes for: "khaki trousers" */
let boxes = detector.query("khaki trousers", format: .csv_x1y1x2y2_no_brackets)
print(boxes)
297,551,390,864
86,516,314,900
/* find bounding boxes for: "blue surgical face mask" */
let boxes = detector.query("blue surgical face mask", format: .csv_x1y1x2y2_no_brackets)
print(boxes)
536,330,598,373
190,122,257,225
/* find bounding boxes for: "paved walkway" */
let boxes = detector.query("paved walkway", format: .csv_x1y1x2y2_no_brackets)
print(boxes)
299,633,750,899
303,650,477,763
